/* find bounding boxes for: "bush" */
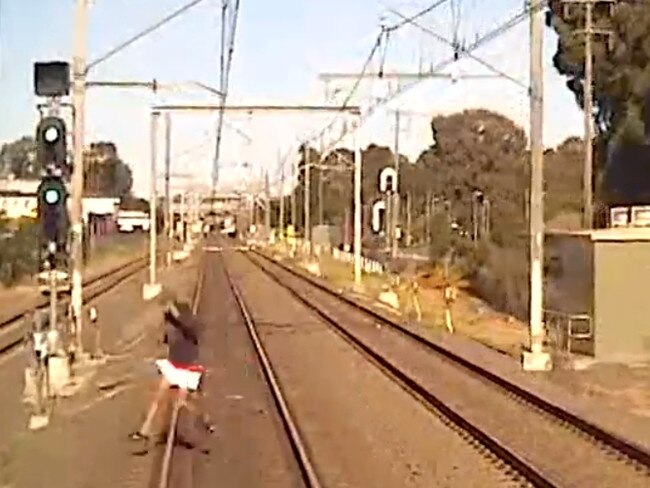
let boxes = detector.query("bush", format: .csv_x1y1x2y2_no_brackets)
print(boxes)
471,240,529,320
0,218,40,286
428,212,489,279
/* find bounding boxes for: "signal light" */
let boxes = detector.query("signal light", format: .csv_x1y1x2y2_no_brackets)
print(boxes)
37,174,69,269
34,61,70,98
36,116,67,169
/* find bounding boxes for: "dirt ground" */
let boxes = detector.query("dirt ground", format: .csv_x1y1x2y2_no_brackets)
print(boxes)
0,256,197,488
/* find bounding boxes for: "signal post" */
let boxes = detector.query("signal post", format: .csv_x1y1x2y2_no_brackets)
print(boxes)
26,62,76,426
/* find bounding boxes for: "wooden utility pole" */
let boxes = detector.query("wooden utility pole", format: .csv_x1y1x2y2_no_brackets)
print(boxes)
71,0,89,351
523,0,551,371
563,0,616,228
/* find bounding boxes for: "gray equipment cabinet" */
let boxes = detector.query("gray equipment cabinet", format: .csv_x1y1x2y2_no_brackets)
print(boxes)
545,228,650,363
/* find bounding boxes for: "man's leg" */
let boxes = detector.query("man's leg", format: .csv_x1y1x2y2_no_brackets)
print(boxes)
176,388,213,452
135,376,171,437
181,389,214,431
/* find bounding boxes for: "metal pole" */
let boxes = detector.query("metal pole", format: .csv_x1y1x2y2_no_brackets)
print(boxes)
353,117,362,287
523,0,551,371
264,170,271,234
180,191,186,245
318,166,324,226
148,112,160,289
291,156,297,228
425,192,431,244
583,0,594,229
49,269,57,341
391,110,400,259
279,150,285,240
318,134,324,225
71,0,88,354
304,144,311,251
249,194,254,233
164,113,172,266
406,191,412,247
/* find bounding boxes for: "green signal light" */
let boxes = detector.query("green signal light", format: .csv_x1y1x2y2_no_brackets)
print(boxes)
44,188,61,204
44,126,60,143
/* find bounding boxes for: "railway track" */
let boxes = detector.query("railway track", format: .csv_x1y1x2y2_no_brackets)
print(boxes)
152,247,321,488
0,256,149,356
222,252,322,488
150,254,204,488
245,249,650,488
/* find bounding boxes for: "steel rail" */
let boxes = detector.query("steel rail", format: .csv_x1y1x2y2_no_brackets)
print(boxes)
221,252,323,488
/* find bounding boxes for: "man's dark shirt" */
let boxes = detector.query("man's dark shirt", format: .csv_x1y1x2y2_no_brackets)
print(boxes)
163,302,202,366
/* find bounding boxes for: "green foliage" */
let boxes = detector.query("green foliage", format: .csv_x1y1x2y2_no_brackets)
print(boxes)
84,142,133,197
547,1,650,145
119,195,149,212
279,108,590,316
0,136,134,197
0,137,39,179
421,109,528,246
0,217,40,286
544,136,584,227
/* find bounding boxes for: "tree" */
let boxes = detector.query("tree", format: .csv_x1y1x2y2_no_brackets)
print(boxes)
547,1,650,145
83,142,133,197
0,136,39,179
545,136,584,227
319,148,353,225
415,109,529,246
119,194,149,212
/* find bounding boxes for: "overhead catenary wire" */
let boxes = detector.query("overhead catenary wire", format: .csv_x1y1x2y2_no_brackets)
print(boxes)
212,0,242,191
279,1,453,169
318,0,549,156
388,7,528,90
87,0,206,72
384,0,454,33
310,0,455,144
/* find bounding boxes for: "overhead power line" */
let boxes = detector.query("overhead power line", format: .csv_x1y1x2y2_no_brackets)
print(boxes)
308,0,457,148
319,0,549,155
87,0,206,71
385,0,453,33
212,0,242,191
387,8,528,90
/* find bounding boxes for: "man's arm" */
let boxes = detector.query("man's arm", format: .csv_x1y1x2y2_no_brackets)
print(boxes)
165,311,199,344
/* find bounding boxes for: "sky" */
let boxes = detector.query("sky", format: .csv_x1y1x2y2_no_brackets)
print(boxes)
0,0,583,198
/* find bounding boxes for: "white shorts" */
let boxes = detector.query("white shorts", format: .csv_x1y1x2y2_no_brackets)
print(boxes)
155,359,203,391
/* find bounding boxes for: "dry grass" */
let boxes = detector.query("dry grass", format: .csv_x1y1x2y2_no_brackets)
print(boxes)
270,244,528,358
86,233,148,272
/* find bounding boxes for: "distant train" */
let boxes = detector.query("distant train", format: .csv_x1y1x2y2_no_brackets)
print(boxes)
221,215,237,238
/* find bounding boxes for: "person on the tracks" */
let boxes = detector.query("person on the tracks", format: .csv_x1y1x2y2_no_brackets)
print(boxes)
129,296,213,451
